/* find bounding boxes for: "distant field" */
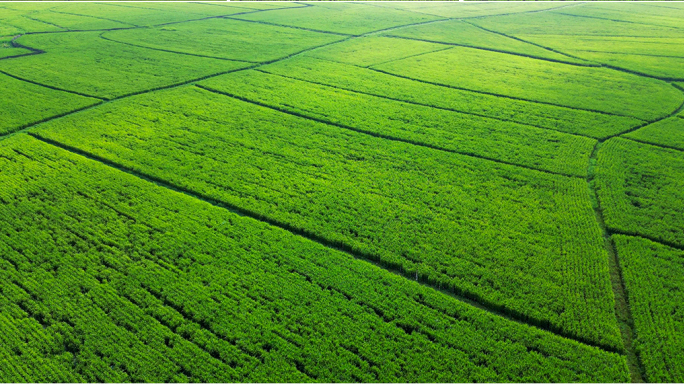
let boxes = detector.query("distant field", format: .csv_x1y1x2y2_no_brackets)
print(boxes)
1,2,683,383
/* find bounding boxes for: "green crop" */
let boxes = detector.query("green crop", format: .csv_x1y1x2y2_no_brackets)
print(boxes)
0,72,98,135
613,235,684,382
32,86,622,349
104,18,346,63
0,135,629,382
626,117,684,151
373,47,682,121
201,69,596,177
596,138,684,248
236,2,442,35
262,56,642,139
0,32,249,99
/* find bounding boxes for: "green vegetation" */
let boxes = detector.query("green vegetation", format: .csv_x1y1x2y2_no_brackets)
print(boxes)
307,36,446,67
613,235,684,382
0,72,98,135
381,20,589,64
0,134,629,382
32,85,621,349
236,3,442,35
373,47,682,121
0,32,249,99
202,69,596,176
1,2,684,382
596,138,684,247
104,18,345,62
0,36,30,59
626,117,684,151
262,56,643,139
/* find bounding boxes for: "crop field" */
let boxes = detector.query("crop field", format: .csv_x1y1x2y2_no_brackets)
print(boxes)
0,1,682,383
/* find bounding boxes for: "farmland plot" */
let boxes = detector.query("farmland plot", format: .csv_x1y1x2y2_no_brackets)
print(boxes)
361,2,566,19
595,138,684,248
262,57,642,139
381,20,590,65
236,2,442,35
306,36,447,67
0,32,249,99
0,72,98,135
613,235,684,383
0,134,629,383
373,47,682,121
0,36,31,59
32,86,622,349
103,18,346,63
21,10,131,30
626,117,684,151
201,69,595,177
0,7,63,35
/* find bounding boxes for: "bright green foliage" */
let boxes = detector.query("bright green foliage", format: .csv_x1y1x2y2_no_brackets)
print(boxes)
0,32,249,99
23,10,131,30
0,134,629,383
202,69,596,177
263,56,642,139
613,235,684,383
308,36,446,67
564,51,684,79
0,72,98,135
596,138,684,247
373,47,682,120
104,18,346,63
33,86,622,349
471,11,684,38
236,2,443,35
558,3,684,29
626,117,684,151
48,2,284,26
0,7,63,35
368,2,565,18
382,20,589,64
0,36,30,58
520,36,684,57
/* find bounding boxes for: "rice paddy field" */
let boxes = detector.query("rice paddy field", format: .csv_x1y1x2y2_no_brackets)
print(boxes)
1,1,683,382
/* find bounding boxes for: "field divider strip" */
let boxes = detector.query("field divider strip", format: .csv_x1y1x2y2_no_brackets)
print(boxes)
196,83,583,179
26,131,624,356
48,9,139,28
554,11,684,32
255,68,600,141
366,67,645,121
382,33,599,68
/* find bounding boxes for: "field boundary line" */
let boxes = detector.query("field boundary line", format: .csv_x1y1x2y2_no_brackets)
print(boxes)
554,11,684,32
48,9,140,27
196,83,585,179
365,67,645,120
256,68,603,140
382,33,599,67
26,131,625,357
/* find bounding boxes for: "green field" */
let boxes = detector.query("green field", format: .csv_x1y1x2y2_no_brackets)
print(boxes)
1,2,683,383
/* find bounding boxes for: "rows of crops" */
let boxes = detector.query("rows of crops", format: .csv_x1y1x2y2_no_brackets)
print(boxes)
0,135,630,382
1,1,684,382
